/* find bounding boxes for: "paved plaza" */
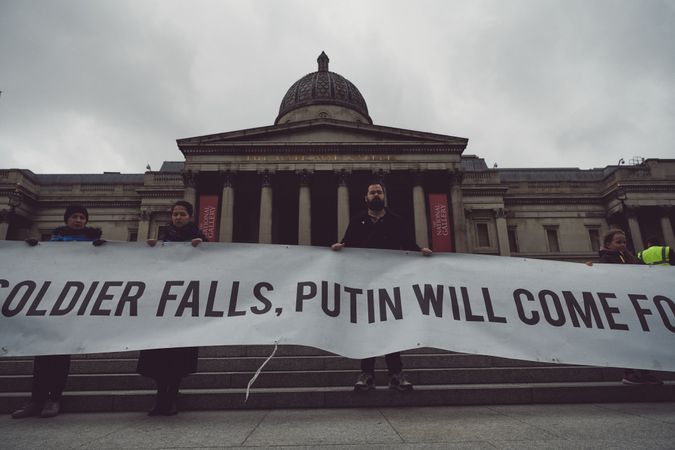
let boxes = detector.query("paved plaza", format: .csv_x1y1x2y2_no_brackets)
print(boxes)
2,403,675,449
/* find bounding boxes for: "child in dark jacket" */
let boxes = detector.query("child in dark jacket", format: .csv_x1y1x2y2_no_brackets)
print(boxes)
597,229,662,385
12,205,103,419
137,201,206,416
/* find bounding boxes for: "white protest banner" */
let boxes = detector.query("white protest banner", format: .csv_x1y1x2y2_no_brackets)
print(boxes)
0,240,674,371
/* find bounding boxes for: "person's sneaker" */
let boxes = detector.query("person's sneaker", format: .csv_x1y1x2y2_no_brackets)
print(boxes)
354,372,375,392
622,373,648,385
388,372,413,391
11,402,43,419
40,400,60,418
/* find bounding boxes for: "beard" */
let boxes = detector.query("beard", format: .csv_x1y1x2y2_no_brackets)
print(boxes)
366,198,385,211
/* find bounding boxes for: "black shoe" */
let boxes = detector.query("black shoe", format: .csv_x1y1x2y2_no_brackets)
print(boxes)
160,401,178,416
11,402,43,419
148,403,162,416
388,372,413,391
354,372,375,392
40,400,61,418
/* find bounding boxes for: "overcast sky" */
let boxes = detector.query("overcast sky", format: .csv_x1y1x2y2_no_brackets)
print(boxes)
1,0,674,174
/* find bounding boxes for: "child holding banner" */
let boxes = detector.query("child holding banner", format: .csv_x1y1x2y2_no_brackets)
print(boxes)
12,205,104,419
137,200,206,416
597,229,663,385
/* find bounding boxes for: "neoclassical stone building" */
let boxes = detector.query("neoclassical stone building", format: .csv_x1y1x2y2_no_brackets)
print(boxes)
2,52,674,260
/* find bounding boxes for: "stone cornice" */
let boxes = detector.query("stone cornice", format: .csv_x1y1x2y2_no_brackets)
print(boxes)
180,143,464,155
135,189,184,198
37,200,142,208
505,196,602,205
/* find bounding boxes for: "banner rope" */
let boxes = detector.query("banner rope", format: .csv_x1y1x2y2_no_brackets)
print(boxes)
245,339,279,402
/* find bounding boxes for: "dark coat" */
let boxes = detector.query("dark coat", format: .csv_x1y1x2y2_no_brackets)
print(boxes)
137,222,205,381
50,226,102,242
341,209,420,251
158,222,207,243
598,249,640,265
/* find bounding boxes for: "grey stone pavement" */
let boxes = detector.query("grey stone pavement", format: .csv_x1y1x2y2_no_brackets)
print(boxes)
1,403,675,450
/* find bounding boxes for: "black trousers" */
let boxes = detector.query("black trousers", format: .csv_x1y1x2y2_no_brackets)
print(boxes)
360,352,402,375
31,355,71,402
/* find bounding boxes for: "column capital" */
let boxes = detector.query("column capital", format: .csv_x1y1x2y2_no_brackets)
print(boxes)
371,169,388,185
220,170,235,188
493,207,507,219
259,170,274,187
412,169,425,186
296,169,313,187
624,205,640,217
138,208,151,221
658,205,673,217
182,170,197,188
335,169,351,186
449,169,465,185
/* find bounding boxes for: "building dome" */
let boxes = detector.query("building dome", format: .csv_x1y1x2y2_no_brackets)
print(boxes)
275,52,373,125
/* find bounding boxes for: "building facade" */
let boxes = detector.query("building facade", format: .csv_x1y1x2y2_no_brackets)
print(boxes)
2,53,675,259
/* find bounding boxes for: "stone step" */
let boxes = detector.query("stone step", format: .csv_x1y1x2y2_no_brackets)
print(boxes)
2,382,673,414
1,345,453,360
0,353,555,375
1,366,649,392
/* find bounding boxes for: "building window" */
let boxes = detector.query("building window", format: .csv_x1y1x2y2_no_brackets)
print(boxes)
128,229,138,242
476,223,490,247
588,228,600,252
508,226,519,253
546,227,560,253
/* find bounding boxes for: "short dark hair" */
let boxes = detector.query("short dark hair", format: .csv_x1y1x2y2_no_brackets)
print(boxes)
603,229,626,247
646,236,663,247
171,200,194,217
365,182,385,194
64,204,89,223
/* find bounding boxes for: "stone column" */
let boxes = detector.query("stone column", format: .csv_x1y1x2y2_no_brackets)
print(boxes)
0,214,9,240
182,170,197,207
137,209,151,241
449,170,468,253
494,208,510,256
337,170,350,242
659,207,675,247
219,171,235,243
625,206,644,252
412,171,429,249
258,171,273,244
298,170,312,245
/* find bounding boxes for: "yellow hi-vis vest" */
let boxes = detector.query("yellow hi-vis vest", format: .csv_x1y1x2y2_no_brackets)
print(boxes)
638,246,671,265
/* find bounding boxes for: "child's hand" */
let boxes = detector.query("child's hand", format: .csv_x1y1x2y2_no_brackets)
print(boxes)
191,238,203,247
147,239,158,247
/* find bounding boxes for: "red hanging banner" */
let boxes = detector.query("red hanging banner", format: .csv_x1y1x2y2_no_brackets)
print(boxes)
198,195,219,242
428,193,453,252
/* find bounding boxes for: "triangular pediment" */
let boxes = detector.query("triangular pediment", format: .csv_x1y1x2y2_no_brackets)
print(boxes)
177,119,467,148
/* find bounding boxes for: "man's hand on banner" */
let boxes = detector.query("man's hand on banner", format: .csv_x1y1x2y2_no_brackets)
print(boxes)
147,239,158,247
92,239,107,247
421,247,433,256
331,243,344,251
25,238,39,247
191,238,203,247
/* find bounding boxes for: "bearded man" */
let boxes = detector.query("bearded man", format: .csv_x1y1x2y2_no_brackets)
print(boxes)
331,182,431,392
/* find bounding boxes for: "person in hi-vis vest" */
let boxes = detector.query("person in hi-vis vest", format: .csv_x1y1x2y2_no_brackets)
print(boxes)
638,237,674,266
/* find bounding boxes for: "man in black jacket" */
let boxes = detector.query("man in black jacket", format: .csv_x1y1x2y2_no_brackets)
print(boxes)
332,182,431,391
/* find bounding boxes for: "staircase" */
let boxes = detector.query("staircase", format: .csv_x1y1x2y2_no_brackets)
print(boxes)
1,346,673,413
